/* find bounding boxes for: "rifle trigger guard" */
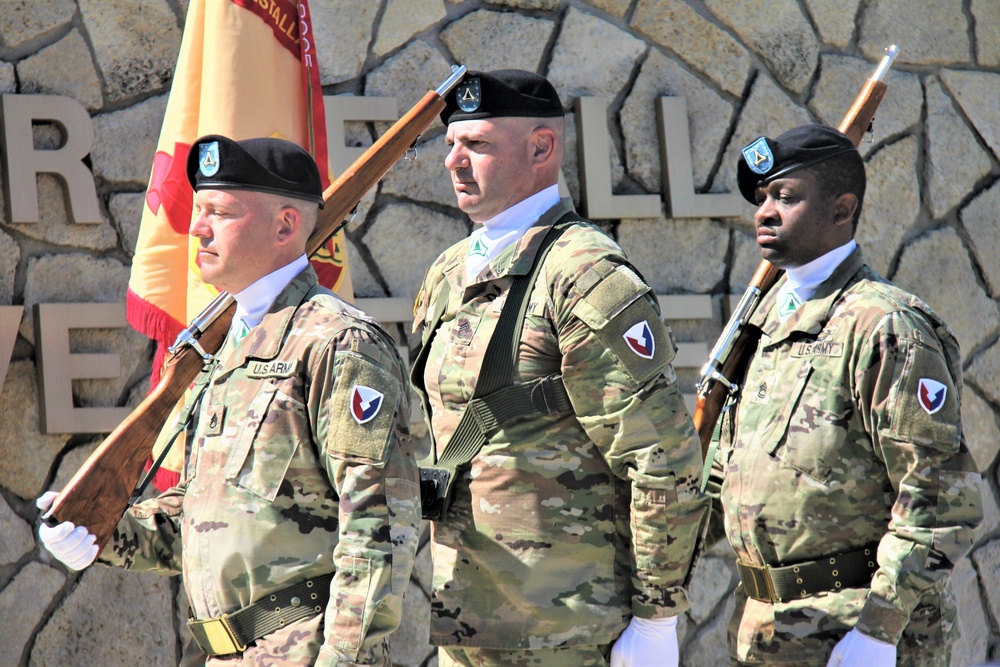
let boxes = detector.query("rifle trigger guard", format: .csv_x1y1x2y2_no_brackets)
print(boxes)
863,117,876,143
405,136,421,161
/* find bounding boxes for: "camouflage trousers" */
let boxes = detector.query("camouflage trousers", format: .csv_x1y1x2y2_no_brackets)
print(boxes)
439,643,612,667
733,645,950,667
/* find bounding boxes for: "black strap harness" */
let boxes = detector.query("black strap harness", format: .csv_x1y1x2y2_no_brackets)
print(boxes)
410,211,581,519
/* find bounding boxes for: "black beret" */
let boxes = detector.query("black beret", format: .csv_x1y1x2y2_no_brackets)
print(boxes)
187,134,325,207
440,69,564,125
736,124,858,203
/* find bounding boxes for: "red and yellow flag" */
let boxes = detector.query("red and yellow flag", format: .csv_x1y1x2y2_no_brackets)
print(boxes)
127,0,351,490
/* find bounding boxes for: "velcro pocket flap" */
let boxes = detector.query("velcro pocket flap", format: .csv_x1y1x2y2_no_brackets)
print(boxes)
572,260,647,330
572,261,675,384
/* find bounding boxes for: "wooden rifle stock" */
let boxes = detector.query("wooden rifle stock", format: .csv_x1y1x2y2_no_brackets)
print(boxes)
692,261,781,449
43,65,468,549
693,46,899,458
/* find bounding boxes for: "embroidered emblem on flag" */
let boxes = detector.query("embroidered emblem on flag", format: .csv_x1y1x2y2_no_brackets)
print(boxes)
623,320,655,359
917,378,947,415
351,385,384,424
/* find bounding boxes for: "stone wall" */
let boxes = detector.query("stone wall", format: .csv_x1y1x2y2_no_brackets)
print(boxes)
0,1,998,665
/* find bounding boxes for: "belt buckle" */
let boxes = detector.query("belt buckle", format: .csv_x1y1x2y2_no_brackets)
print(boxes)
737,561,779,603
188,614,246,656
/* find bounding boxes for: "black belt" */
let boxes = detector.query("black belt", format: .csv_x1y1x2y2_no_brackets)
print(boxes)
187,572,334,657
737,544,879,603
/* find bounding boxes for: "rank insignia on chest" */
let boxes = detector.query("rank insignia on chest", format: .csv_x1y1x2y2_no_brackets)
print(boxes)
917,378,947,415
623,320,655,359
748,377,772,404
351,385,384,424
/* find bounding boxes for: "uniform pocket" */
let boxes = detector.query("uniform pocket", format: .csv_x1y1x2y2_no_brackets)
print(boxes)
329,555,373,656
224,382,305,501
757,357,844,485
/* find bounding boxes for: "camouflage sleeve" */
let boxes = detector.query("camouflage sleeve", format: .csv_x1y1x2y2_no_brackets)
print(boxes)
311,328,421,667
853,310,982,644
96,483,185,575
557,254,710,619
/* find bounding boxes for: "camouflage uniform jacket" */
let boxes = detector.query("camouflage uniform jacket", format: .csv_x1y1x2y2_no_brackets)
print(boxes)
100,267,422,667
706,248,982,663
411,199,709,649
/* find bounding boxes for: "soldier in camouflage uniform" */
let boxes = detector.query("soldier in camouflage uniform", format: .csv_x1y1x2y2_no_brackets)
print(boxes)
410,69,709,667
38,135,421,667
704,125,983,666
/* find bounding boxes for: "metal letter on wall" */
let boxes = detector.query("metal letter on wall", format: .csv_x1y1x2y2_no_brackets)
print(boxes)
656,97,742,219
0,306,23,395
0,94,103,224
325,96,399,179
34,302,130,434
576,97,662,220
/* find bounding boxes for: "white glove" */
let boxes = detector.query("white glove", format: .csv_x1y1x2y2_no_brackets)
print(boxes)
826,628,896,667
610,616,679,667
36,491,99,571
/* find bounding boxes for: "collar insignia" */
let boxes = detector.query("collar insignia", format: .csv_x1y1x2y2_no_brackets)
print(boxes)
469,236,489,258
778,290,802,321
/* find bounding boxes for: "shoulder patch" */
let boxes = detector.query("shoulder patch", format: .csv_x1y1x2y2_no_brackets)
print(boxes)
887,343,960,449
623,320,655,359
350,385,384,424
917,378,947,415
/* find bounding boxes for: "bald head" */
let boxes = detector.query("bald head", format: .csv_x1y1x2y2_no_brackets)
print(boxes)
445,115,564,222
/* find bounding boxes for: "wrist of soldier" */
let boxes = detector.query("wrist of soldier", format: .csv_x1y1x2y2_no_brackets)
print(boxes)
630,615,679,629
631,584,689,619
855,594,907,645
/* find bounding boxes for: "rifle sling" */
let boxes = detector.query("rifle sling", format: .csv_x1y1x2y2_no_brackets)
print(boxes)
130,357,218,504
